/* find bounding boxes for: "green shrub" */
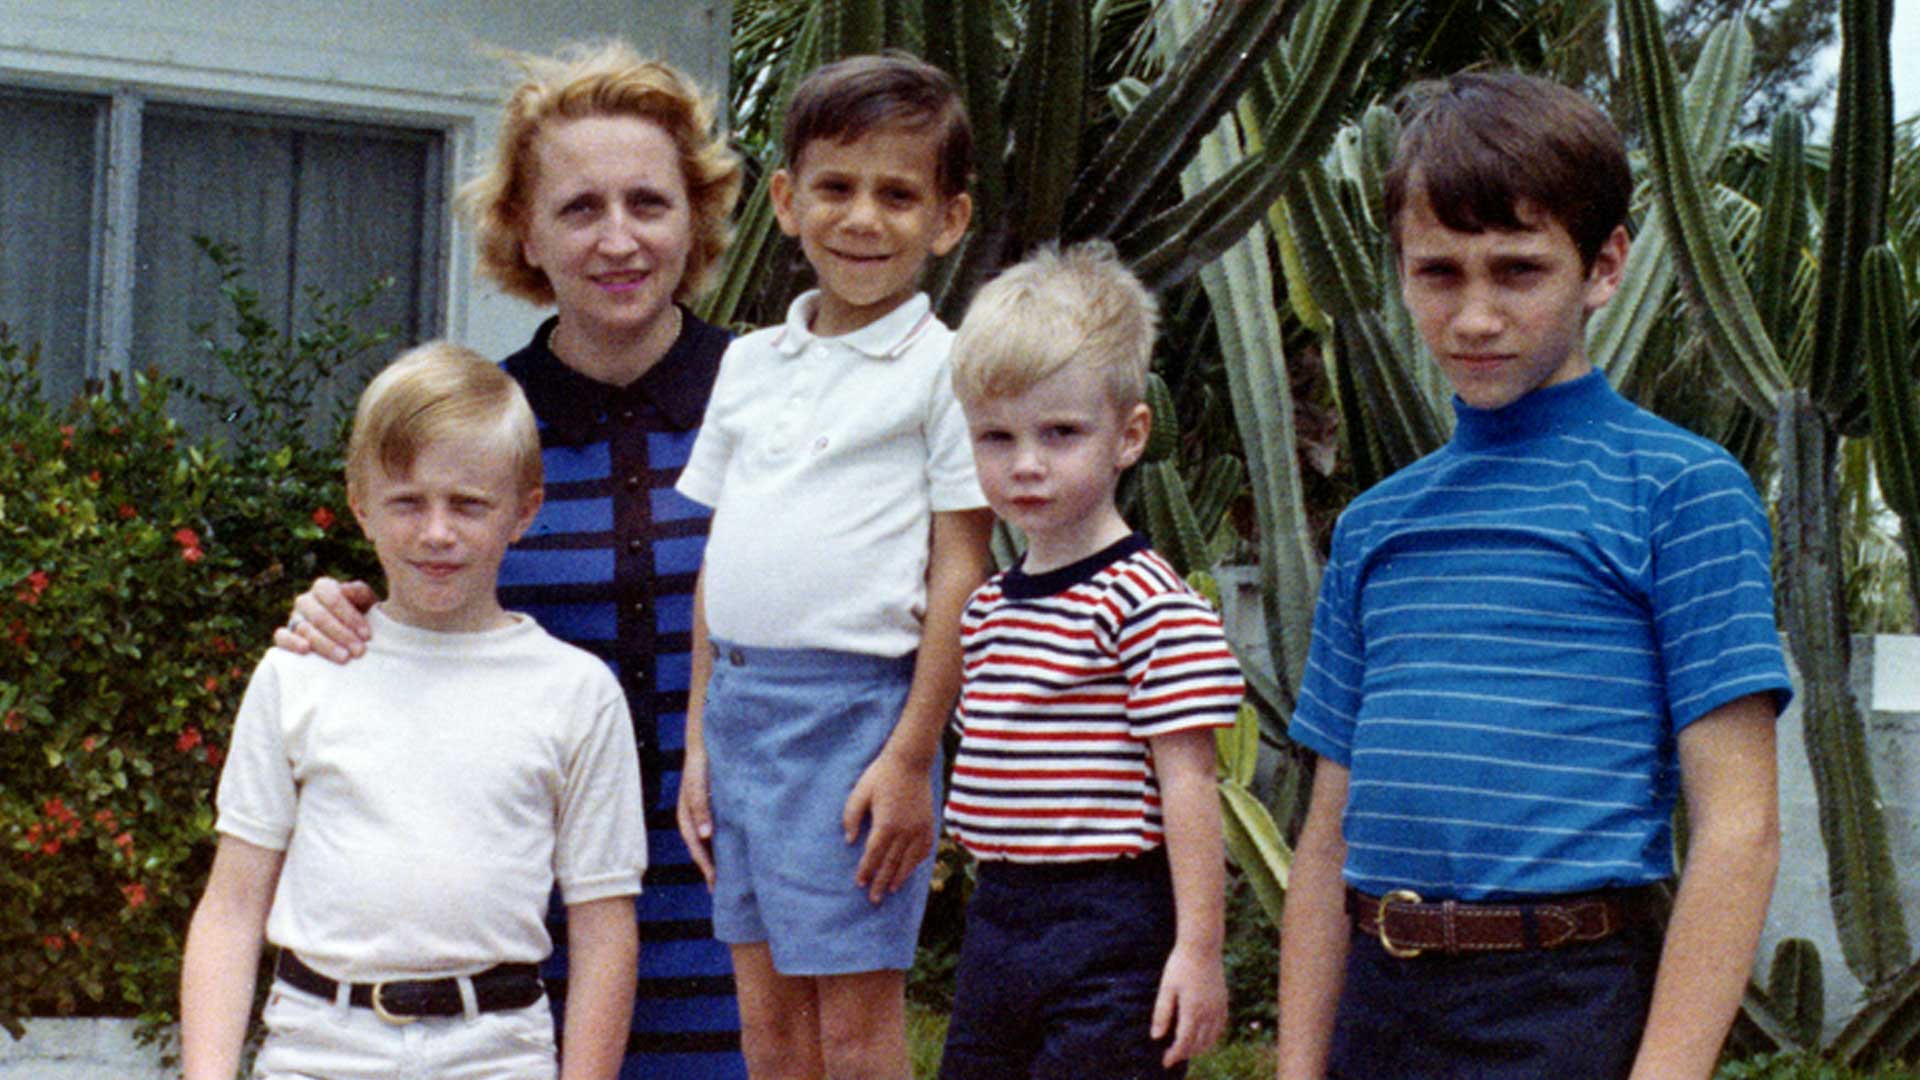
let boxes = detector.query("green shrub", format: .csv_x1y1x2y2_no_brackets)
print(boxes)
1716,1051,1919,1079
0,265,384,1034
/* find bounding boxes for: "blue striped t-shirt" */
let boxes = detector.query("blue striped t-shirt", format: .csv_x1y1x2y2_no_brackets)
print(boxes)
1290,370,1791,900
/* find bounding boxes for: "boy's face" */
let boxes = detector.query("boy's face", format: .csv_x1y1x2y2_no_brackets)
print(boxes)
964,362,1149,572
350,432,542,634
1396,185,1627,411
771,126,971,338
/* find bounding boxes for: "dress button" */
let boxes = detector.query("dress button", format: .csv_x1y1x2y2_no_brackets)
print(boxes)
624,474,642,492
631,599,648,616
622,409,636,423
630,667,649,687
627,538,643,554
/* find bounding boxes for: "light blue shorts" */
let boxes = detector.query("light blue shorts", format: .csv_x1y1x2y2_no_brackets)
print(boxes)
702,640,937,975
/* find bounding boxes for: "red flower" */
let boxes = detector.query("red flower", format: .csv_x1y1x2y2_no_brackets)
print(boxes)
15,569,49,606
122,883,148,910
312,506,336,530
8,621,28,648
203,675,220,693
173,527,199,547
176,726,202,752
43,798,73,823
114,831,133,853
59,425,73,451
2,711,19,733
204,744,224,767
40,838,60,856
93,808,117,829
182,545,204,564
87,470,101,485
42,935,63,951
117,504,137,520
81,735,98,752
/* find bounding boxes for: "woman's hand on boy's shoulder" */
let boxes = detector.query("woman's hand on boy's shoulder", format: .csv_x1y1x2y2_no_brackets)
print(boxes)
272,577,377,663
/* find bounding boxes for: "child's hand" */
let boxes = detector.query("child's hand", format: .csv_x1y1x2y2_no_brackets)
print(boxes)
1151,940,1227,1067
843,750,933,903
676,752,716,889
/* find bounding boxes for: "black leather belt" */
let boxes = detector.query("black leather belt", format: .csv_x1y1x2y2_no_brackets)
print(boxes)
275,951,545,1023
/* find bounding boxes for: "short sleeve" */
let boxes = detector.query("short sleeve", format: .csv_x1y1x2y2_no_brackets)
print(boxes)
553,675,647,903
1290,521,1364,765
1650,454,1793,730
924,353,987,512
215,654,298,851
1119,592,1244,738
673,339,747,509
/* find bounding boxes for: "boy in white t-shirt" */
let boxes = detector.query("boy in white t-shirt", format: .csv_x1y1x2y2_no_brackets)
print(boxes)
180,343,646,1080
671,52,995,1080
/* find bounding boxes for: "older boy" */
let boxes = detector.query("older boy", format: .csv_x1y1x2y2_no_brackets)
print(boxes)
938,242,1243,1079
672,53,995,1080
1276,73,1793,1079
182,344,644,1080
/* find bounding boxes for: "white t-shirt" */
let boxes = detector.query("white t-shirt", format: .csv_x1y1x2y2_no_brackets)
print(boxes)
676,291,986,656
216,607,646,981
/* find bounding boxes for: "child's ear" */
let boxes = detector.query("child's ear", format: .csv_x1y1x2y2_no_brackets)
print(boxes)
1116,401,1151,470
769,169,800,238
930,192,973,258
510,487,545,543
1582,225,1630,312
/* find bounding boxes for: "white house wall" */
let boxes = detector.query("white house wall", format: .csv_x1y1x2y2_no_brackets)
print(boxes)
0,0,731,361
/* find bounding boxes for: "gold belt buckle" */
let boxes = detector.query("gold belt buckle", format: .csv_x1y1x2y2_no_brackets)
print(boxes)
370,982,419,1026
1377,888,1425,958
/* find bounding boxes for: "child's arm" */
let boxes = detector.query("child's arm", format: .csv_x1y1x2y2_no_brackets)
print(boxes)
180,835,284,1080
845,507,994,902
1147,727,1229,1067
1628,693,1779,1080
558,896,640,1080
676,564,716,888
1275,758,1351,1080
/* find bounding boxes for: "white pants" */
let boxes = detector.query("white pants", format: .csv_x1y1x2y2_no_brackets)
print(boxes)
253,979,558,1080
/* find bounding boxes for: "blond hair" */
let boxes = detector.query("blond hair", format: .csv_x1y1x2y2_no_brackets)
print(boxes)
346,342,541,500
951,242,1158,409
457,40,743,305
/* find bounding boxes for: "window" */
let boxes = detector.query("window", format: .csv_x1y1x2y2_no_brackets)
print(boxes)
0,84,446,435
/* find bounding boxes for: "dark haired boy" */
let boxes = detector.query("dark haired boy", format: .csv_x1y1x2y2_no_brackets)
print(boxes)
1276,72,1792,1080
673,51,994,1080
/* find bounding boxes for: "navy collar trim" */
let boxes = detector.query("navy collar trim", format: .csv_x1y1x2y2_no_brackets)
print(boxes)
999,533,1151,600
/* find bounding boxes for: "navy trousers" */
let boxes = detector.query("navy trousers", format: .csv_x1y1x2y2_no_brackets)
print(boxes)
1327,921,1662,1079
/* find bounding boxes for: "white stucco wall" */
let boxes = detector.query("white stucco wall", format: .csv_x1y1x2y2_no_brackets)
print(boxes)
0,0,731,361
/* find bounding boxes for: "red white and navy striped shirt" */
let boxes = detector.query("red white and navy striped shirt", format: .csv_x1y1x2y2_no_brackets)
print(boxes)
945,534,1244,862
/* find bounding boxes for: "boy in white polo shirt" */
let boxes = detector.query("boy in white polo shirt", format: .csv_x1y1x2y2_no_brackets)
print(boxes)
671,52,994,1080
181,343,645,1080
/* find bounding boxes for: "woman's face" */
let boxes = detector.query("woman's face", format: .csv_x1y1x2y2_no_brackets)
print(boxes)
520,114,693,347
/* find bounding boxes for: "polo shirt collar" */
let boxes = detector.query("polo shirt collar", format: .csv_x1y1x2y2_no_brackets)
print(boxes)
772,289,938,361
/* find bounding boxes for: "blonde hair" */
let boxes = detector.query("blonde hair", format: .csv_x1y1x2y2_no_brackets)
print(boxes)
346,342,542,500
457,40,743,305
951,242,1158,409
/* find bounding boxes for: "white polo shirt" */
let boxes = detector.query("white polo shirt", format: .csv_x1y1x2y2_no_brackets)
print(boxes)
677,290,986,657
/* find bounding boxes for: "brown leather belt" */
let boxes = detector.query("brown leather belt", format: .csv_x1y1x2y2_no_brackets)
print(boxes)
1348,885,1665,957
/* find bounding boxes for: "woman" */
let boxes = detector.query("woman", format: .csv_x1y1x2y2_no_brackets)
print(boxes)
277,41,748,1078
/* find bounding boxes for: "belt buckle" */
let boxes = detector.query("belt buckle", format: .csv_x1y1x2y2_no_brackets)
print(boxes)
1377,888,1424,958
370,981,419,1026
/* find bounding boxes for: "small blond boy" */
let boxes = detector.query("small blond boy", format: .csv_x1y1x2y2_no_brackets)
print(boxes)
671,53,995,1080
937,242,1244,1079
181,343,644,1080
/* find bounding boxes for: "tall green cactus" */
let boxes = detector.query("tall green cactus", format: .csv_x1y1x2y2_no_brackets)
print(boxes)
1619,0,1915,999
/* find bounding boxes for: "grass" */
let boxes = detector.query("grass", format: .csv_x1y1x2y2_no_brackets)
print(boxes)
907,1004,1276,1079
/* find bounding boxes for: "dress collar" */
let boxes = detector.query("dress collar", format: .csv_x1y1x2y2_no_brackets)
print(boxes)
509,308,726,438
771,290,939,361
